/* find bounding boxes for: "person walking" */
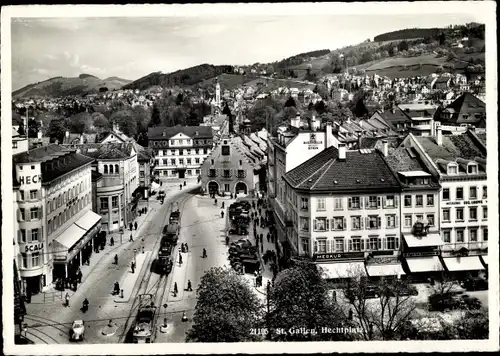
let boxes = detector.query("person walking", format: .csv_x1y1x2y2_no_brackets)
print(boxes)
214,198,218,206
129,234,133,242
129,222,133,231
185,243,189,253
134,221,138,230
221,211,225,218
131,261,135,274
221,202,225,209
179,253,183,265
77,268,83,284
174,282,178,295
110,236,114,246
114,254,118,265
65,292,70,307
187,280,193,292
179,184,182,190
202,248,207,258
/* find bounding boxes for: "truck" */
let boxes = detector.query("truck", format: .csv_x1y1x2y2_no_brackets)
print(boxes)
132,294,157,343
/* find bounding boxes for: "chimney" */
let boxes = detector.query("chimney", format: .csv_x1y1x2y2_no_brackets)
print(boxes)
326,122,333,148
37,130,42,140
338,143,346,161
80,134,85,144
65,130,70,138
382,140,388,157
429,118,435,136
436,126,443,146
291,112,301,128
311,116,317,131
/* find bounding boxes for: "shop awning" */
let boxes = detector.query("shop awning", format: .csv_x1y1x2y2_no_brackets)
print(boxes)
406,256,443,272
442,256,485,272
480,255,488,266
366,263,406,277
403,233,444,247
317,262,367,279
52,224,87,259
75,210,102,231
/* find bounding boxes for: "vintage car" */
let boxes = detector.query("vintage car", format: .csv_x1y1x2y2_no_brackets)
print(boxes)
70,320,85,341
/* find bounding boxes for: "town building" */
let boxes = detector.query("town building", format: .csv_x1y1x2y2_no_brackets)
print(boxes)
398,102,438,137
282,144,403,282
147,126,213,179
67,143,140,232
400,129,488,278
200,133,267,196
13,144,101,295
439,93,486,132
12,128,29,155
369,106,412,134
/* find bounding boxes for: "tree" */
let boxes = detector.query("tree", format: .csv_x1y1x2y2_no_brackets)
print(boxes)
99,87,109,93
150,102,162,127
284,96,297,108
455,309,488,339
35,112,63,135
27,118,41,138
109,109,138,137
187,267,262,342
92,112,111,133
67,112,93,134
268,261,351,341
132,105,151,134
48,119,67,144
343,271,418,340
314,84,329,100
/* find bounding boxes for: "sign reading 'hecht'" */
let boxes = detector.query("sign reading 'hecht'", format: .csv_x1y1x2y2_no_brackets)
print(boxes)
19,175,42,185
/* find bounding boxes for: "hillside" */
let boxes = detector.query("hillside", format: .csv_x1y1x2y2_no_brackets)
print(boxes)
374,28,442,42
122,64,234,91
13,75,132,98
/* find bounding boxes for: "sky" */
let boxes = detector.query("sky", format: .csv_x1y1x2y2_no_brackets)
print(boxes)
10,12,481,91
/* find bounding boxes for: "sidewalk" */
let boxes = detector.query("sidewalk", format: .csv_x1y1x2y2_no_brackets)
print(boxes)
114,251,151,303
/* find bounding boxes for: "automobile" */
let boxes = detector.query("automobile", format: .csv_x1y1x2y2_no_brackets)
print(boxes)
428,291,467,312
463,277,488,291
384,284,419,297
69,320,85,341
363,284,380,299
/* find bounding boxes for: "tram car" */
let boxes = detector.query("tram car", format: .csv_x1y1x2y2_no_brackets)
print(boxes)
169,211,180,224
132,294,157,343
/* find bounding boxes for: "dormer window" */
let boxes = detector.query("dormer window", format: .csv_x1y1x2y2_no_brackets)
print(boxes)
468,164,478,174
447,164,458,175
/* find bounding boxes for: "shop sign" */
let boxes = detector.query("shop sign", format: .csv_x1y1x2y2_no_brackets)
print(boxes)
25,242,44,252
314,252,365,261
19,174,42,185
403,251,439,258
445,199,485,206
303,133,323,150
371,250,395,257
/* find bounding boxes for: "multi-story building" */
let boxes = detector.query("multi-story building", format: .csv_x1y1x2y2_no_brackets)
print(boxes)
439,92,486,132
13,144,101,295
12,128,29,155
148,126,213,179
200,134,267,196
69,143,140,232
398,102,438,137
400,129,488,278
267,115,338,261
384,141,444,280
282,144,403,282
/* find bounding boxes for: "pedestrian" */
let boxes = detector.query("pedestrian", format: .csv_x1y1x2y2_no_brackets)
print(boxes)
185,243,189,253
65,292,70,307
221,202,225,209
179,254,183,265
110,236,114,246
202,248,207,258
114,282,120,295
221,211,224,218
179,184,182,190
214,198,218,206
174,282,178,294
266,232,270,243
114,254,118,265
131,261,135,274
129,222,133,231
129,234,133,242
77,269,83,283
187,280,192,292
134,221,138,230
260,233,263,243
225,235,229,245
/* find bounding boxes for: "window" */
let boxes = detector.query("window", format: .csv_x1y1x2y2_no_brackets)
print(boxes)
223,170,231,178
367,215,380,229
221,145,230,156
239,160,242,166
456,208,464,221
19,191,25,201
332,217,345,231
351,216,362,230
31,252,41,268
31,228,39,242
187,170,192,175
208,169,216,177
104,165,108,174
426,194,434,206
415,195,423,207
314,218,328,232
187,149,191,155
443,208,450,222
368,196,378,208
483,206,487,219
349,238,362,252
196,169,200,175
404,215,412,227
448,165,458,175
224,184,230,192
482,186,487,199
443,229,451,243
316,198,326,211
317,239,327,253
179,158,184,165
301,239,309,254
299,217,309,232
386,215,396,228
204,149,208,154
170,159,176,166
112,196,118,208
109,165,114,174
443,188,450,201
369,237,379,251
195,158,200,164
195,149,199,155
386,236,399,250
424,214,434,226
385,195,395,208
456,187,463,200
237,170,245,178
483,228,488,241
300,198,308,211
20,253,27,268
469,228,478,242
456,229,464,242
29,190,38,200
211,159,214,165
348,196,360,209
100,197,108,210
30,208,39,220
469,186,477,199
334,198,343,210
335,238,344,252
469,207,477,220
19,229,26,243
187,158,192,164
468,165,478,174
404,195,412,207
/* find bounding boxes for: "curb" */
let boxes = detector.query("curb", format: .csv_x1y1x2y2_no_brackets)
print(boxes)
114,251,151,303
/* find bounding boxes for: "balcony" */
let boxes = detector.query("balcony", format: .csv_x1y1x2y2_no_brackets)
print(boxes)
208,170,218,178
236,170,247,179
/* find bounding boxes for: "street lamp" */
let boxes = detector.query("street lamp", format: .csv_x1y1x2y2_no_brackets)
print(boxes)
120,229,123,245
133,249,137,264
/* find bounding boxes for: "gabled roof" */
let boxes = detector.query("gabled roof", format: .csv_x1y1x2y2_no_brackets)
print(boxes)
284,146,400,192
444,93,486,125
98,131,133,143
148,125,213,140
68,142,136,160
375,108,412,125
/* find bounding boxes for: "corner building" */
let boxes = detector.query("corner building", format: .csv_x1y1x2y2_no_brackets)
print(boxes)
13,145,101,295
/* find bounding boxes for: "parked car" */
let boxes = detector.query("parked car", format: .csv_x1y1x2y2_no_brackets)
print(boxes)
428,291,478,312
384,284,419,297
463,277,488,291
363,284,380,299
70,320,85,341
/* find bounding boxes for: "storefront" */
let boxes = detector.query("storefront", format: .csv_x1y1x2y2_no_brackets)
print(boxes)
441,255,486,279
365,256,405,280
315,252,367,285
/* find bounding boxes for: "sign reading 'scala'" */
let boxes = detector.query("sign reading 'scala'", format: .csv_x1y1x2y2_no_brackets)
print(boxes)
25,242,44,252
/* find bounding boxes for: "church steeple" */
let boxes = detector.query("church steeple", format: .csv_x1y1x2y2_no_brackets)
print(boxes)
215,78,221,108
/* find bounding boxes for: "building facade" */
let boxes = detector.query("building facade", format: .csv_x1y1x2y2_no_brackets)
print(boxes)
200,134,267,196
148,126,213,179
13,145,101,295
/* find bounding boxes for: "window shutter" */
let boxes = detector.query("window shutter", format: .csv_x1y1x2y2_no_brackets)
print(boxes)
377,197,382,208
326,219,330,230
365,196,369,207
395,197,398,208
314,240,318,253
377,216,382,229
343,218,347,230
328,240,333,253
26,229,31,243
383,196,386,208
360,218,364,229
382,237,387,250
365,217,369,229
395,215,399,228
330,219,334,231
348,239,353,252
348,198,352,209
395,238,400,250
17,209,20,221
360,197,364,208
39,207,43,219
313,219,317,231
17,230,22,243
378,238,382,250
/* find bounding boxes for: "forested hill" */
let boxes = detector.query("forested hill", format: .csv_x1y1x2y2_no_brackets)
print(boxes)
374,28,442,42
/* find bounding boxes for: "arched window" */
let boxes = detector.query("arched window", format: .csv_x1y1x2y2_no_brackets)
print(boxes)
104,165,108,174
110,165,114,174
115,164,119,174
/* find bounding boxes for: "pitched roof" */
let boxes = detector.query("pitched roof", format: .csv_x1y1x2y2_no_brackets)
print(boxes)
385,146,429,173
444,93,486,125
67,142,136,160
284,146,400,192
147,125,213,140
375,108,412,125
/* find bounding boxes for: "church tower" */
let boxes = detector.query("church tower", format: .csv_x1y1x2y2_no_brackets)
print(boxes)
215,79,221,108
